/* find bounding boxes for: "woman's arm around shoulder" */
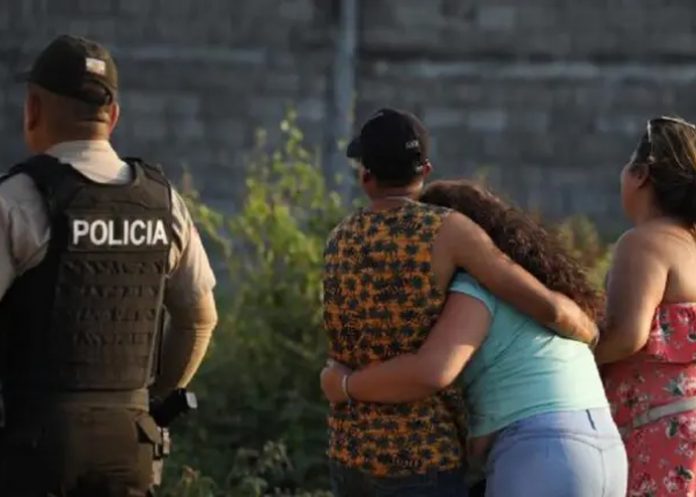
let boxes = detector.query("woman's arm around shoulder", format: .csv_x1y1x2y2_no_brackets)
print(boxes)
320,275,492,404
437,211,598,344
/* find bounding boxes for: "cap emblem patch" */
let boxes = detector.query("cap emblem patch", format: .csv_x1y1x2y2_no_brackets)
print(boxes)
85,57,106,76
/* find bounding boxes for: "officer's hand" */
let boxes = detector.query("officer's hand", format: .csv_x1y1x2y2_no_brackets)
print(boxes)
320,359,354,404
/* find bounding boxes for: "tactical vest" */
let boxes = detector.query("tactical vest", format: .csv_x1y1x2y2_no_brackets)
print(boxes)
0,155,172,402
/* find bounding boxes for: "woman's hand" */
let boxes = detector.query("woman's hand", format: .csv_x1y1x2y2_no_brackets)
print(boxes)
550,291,600,346
320,359,354,404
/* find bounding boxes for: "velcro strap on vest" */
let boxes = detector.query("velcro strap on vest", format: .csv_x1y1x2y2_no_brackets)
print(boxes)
620,396,696,436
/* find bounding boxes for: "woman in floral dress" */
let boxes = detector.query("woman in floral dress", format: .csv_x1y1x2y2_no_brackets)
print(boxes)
597,116,696,496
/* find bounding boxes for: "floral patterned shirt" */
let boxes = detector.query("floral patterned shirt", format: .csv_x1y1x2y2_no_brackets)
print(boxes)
324,201,467,477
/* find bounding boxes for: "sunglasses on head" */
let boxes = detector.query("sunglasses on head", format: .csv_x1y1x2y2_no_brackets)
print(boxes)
637,117,696,170
646,116,696,145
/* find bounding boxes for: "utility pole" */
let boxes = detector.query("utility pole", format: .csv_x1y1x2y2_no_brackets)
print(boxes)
325,0,358,201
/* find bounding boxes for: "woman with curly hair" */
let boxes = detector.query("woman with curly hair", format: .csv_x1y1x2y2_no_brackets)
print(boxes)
599,117,696,496
321,180,627,497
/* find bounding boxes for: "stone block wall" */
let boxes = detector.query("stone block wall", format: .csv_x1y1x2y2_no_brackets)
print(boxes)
1,0,695,232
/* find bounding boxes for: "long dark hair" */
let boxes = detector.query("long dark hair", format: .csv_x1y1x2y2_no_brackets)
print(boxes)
630,116,696,224
420,180,604,321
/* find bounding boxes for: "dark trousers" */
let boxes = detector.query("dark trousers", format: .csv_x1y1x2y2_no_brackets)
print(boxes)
0,404,159,497
329,461,468,497
469,479,486,497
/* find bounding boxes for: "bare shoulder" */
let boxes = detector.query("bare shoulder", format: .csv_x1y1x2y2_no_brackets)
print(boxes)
433,210,500,274
612,225,673,274
439,210,469,233
615,225,662,254
616,221,687,257
437,210,484,245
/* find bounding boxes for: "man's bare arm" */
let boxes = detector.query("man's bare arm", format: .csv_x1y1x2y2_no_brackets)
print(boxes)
439,212,598,344
151,290,218,396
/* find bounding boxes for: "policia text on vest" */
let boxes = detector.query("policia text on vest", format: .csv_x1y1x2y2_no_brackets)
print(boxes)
71,218,169,247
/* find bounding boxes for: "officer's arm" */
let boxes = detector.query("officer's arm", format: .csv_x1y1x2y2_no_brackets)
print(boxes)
151,290,218,396
440,212,598,344
151,190,218,396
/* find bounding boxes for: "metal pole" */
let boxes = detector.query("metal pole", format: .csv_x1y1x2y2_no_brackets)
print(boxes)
326,0,358,201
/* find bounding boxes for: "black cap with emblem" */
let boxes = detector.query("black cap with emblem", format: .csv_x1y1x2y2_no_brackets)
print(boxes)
346,108,430,183
18,35,118,105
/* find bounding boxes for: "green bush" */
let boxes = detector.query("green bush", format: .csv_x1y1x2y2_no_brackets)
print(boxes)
160,113,614,497
555,216,612,290
162,111,344,497
473,175,612,291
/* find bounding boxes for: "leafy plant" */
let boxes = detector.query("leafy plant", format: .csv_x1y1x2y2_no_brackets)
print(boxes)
163,111,345,496
555,216,613,290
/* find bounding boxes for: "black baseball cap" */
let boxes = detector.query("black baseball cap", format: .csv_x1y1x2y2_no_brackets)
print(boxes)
17,35,118,105
346,108,430,182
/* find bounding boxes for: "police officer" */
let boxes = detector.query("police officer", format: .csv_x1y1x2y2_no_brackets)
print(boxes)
0,35,218,496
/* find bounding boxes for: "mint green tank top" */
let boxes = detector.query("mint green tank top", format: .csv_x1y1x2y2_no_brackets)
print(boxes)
450,273,608,438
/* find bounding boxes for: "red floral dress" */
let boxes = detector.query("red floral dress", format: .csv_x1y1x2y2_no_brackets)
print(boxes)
604,304,696,497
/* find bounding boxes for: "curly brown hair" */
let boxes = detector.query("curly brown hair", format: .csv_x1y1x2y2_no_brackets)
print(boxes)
420,179,604,321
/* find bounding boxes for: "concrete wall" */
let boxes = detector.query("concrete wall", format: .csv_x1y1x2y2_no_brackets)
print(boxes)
2,0,695,232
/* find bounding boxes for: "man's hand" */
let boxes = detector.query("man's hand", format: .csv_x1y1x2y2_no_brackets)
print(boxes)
320,360,354,404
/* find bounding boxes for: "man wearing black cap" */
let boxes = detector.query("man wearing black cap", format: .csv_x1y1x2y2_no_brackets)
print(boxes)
0,35,218,496
322,108,597,495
